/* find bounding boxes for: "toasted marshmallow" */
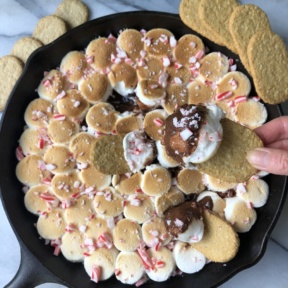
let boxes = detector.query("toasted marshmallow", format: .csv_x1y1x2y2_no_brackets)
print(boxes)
19,128,49,155
166,65,190,85
115,251,145,284
56,89,89,119
43,145,75,174
24,98,54,128
85,37,117,71
36,207,66,240
60,51,88,84
136,79,166,107
69,132,96,164
123,193,154,224
117,29,144,61
113,219,142,252
156,141,180,168
112,172,142,196
64,195,94,227
187,79,215,105
115,112,143,134
123,130,155,173
79,165,111,191
136,56,164,81
48,118,79,144
51,170,82,201
236,179,269,208
155,186,185,218
145,247,176,282
141,164,172,197
199,52,229,83
216,71,251,101
108,63,138,96
173,34,205,67
37,69,67,101
143,28,175,58
163,84,188,115
86,102,118,134
78,72,112,104
143,109,166,141
224,197,257,233
16,155,51,186
197,191,226,217
235,99,268,129
84,216,112,240
93,187,123,218
24,184,59,214
176,168,205,194
84,247,119,282
173,241,206,274
202,174,237,192
142,216,171,248
61,231,85,262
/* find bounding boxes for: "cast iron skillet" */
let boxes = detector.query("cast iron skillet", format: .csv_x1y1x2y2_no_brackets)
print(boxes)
0,11,287,288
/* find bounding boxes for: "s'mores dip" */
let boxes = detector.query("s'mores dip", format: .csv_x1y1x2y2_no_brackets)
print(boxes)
16,26,269,286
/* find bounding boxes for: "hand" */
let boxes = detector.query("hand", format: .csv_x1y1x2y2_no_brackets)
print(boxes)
247,116,288,175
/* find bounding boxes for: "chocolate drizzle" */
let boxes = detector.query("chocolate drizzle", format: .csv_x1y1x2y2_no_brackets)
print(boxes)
164,201,204,237
163,104,207,163
198,196,214,210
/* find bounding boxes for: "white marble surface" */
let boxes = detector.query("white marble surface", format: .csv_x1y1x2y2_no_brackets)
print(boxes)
0,0,288,287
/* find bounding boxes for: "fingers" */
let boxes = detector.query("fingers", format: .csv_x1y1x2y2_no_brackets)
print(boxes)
247,147,288,175
266,139,288,150
254,116,288,145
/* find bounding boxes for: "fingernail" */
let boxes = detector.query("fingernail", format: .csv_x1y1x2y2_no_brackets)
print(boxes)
246,148,270,169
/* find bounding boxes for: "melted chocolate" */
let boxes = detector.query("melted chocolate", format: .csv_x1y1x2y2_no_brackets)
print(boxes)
164,201,204,237
108,91,138,113
198,196,213,210
163,104,207,163
218,189,236,198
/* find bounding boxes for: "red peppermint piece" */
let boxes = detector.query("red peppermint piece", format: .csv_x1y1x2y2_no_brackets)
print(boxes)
53,114,66,121
156,260,165,268
215,91,233,101
234,96,247,104
153,118,164,127
91,265,101,283
15,146,25,161
137,247,153,270
195,49,204,59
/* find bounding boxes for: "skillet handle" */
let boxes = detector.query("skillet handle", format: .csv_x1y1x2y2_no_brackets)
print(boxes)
4,246,65,288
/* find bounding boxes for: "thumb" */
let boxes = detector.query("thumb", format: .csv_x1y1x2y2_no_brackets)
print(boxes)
247,147,288,175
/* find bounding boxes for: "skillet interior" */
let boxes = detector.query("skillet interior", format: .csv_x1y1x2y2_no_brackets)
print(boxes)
0,11,287,288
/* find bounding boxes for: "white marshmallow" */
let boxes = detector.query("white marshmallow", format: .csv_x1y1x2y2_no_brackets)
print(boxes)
115,251,145,284
177,218,204,243
84,247,119,282
145,247,176,282
123,130,155,173
156,140,180,168
183,104,225,164
236,179,269,208
113,80,136,96
173,241,206,274
224,197,257,233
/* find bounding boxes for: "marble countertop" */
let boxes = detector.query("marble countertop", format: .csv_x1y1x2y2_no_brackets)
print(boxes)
0,1,288,287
